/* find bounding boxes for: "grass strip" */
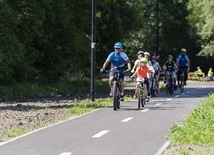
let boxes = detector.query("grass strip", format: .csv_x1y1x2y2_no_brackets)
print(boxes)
168,93,214,145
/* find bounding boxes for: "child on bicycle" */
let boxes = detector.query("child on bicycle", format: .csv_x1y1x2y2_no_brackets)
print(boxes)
131,57,153,101
131,51,144,74
162,55,178,89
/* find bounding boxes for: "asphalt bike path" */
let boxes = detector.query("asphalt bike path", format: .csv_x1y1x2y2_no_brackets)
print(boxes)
0,86,213,155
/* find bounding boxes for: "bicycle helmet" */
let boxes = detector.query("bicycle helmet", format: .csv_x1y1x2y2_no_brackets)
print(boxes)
114,42,123,49
140,57,148,63
151,55,156,59
144,52,150,57
137,51,144,55
181,48,186,52
168,55,173,59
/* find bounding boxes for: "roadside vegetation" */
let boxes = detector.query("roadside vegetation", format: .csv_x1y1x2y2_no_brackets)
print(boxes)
165,93,214,154
0,78,109,99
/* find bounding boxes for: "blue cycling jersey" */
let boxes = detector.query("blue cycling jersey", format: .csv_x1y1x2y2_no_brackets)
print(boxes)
176,54,189,67
107,51,129,67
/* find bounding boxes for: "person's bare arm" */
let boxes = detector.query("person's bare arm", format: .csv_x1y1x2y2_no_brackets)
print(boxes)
102,59,110,70
126,59,131,70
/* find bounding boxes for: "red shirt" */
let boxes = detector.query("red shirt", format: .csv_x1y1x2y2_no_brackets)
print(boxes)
137,66,149,78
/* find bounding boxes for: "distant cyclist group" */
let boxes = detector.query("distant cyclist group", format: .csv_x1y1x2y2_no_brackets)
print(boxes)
100,42,190,106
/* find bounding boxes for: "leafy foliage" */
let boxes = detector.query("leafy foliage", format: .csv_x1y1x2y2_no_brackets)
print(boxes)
168,94,214,145
0,0,213,85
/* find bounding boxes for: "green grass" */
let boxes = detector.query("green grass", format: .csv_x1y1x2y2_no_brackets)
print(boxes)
167,93,214,145
0,79,109,99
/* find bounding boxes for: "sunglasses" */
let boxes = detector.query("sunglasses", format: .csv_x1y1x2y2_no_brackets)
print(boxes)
115,48,120,50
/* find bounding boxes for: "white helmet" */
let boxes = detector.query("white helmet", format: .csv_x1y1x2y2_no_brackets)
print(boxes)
144,52,150,57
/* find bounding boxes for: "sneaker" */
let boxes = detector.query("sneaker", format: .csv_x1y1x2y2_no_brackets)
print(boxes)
157,89,160,93
146,96,149,102
109,92,113,97
120,95,124,101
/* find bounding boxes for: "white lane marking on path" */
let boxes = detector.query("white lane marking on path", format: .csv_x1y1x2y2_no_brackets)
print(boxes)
151,99,171,102
187,91,190,93
174,95,180,97
191,90,194,92
166,98,172,101
155,103,162,106
92,130,109,138
141,108,150,112
60,152,72,155
121,117,133,122
155,140,171,155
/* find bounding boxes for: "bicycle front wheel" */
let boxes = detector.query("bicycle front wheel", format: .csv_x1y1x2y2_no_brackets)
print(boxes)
112,81,118,111
137,88,142,109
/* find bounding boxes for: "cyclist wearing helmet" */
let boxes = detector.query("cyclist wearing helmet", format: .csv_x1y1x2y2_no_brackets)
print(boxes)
131,51,144,74
176,48,190,85
151,55,162,93
163,55,178,88
100,42,131,100
144,51,152,67
131,57,153,101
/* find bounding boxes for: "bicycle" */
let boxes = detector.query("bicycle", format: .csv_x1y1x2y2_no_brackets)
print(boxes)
178,68,186,93
165,70,175,95
135,77,148,109
106,67,128,111
149,72,157,97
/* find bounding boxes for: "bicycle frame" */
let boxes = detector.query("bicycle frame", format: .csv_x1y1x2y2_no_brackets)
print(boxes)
166,70,174,95
149,73,157,97
136,77,147,109
179,69,186,93
109,67,123,111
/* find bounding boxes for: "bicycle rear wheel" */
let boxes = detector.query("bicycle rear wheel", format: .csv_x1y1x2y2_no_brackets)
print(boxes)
112,81,118,111
141,89,146,107
180,75,185,93
117,93,120,109
150,79,156,97
169,78,174,95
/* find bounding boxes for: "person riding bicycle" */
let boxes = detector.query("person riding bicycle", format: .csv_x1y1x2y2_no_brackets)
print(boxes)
100,42,131,101
131,57,153,101
176,48,190,85
144,51,154,96
151,55,162,93
131,51,144,74
162,55,178,89
144,51,152,67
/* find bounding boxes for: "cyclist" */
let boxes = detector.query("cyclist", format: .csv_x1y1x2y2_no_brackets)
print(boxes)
100,42,131,100
151,55,162,93
131,51,144,74
176,48,190,85
163,55,178,89
144,51,154,96
144,51,152,67
131,57,153,101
